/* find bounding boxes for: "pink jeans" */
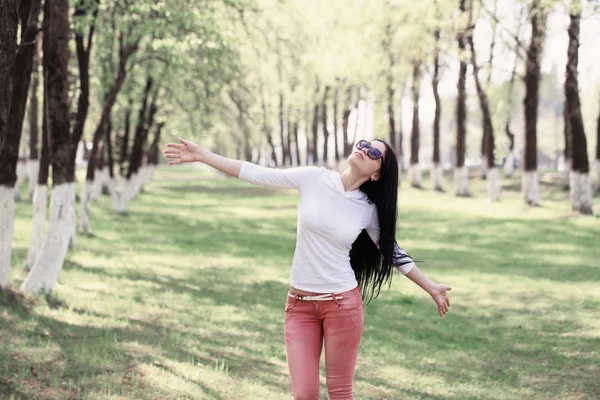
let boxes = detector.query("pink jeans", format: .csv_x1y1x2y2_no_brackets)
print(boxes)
284,287,364,400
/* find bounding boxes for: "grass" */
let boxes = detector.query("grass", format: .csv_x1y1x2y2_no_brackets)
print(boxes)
1,165,599,400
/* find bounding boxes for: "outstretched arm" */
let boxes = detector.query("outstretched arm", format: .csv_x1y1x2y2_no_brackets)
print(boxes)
365,210,452,317
163,137,320,190
163,137,243,177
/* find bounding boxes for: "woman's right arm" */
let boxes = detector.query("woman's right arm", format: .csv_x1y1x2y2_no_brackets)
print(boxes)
163,137,320,190
164,137,243,177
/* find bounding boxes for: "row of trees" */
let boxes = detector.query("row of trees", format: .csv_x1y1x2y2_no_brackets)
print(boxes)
0,0,241,293
0,0,598,294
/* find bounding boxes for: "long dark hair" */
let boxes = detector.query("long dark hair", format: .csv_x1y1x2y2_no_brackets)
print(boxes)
349,139,399,304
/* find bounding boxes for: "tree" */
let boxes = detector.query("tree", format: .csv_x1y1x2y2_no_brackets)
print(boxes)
455,0,470,197
431,19,443,192
468,8,500,202
564,0,592,214
409,60,422,188
522,0,548,206
27,39,42,199
0,0,42,288
22,0,75,294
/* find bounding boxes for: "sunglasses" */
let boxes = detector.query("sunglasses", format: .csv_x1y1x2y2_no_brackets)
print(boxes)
356,140,384,161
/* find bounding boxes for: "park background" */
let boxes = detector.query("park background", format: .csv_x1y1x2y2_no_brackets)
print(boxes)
1,0,600,399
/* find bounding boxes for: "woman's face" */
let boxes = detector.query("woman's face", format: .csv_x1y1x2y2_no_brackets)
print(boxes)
347,140,386,181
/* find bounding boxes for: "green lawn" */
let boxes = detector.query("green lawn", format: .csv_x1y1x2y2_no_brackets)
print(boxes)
1,165,599,400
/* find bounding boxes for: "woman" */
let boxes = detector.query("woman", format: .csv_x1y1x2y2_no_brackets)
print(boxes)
163,138,451,400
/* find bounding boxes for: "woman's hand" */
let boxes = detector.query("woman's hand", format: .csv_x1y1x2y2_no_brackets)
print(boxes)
163,137,202,165
429,283,452,317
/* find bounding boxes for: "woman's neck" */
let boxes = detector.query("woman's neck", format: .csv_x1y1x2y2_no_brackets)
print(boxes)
340,168,368,192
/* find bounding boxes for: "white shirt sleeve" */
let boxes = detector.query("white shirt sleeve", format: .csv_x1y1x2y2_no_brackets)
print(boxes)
238,162,322,190
365,208,415,274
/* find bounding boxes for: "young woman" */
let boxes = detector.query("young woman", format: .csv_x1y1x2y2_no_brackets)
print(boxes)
163,138,452,400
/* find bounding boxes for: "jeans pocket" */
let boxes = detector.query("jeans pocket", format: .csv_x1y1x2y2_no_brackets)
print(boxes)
284,297,296,313
336,296,362,313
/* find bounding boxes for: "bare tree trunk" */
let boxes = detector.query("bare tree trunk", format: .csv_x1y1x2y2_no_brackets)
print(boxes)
522,0,547,206
259,87,277,166
279,90,286,166
286,104,293,165
455,0,470,197
322,85,330,166
293,115,301,167
342,86,353,158
409,60,422,188
333,84,340,164
0,0,19,156
304,102,310,166
565,2,592,215
119,101,131,175
432,25,443,192
27,39,42,199
504,23,521,179
311,78,320,165
469,29,499,201
22,0,75,294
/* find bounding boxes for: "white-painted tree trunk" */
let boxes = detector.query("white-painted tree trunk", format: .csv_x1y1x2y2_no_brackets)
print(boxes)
454,166,469,196
113,174,140,213
563,162,571,189
409,164,421,188
24,185,47,271
432,163,444,191
569,171,593,214
487,167,501,202
78,180,93,233
504,151,515,177
481,156,487,179
594,160,600,191
0,186,16,288
26,160,39,199
91,169,106,202
522,171,540,206
21,183,76,294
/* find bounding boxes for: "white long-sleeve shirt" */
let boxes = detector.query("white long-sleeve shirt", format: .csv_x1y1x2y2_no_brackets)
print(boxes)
238,162,415,293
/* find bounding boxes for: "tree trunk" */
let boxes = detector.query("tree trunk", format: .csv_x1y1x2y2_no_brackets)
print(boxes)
469,31,499,201
71,0,98,167
119,102,132,175
342,86,353,158
103,115,115,196
432,26,443,192
286,104,293,165
24,84,49,271
116,78,154,213
260,88,277,166
22,0,75,294
563,99,572,188
333,84,340,164
0,0,42,288
279,90,286,166
311,79,320,165
144,122,163,185
455,0,470,197
409,61,422,188
322,85,330,166
387,74,396,159
522,0,547,206
0,0,19,157
503,13,521,178
595,100,600,191
27,39,42,199
293,116,301,167
565,3,592,214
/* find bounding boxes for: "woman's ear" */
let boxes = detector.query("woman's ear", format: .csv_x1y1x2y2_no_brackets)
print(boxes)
370,172,381,182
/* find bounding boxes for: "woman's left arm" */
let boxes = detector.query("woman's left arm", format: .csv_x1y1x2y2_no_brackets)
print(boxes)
404,266,452,318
